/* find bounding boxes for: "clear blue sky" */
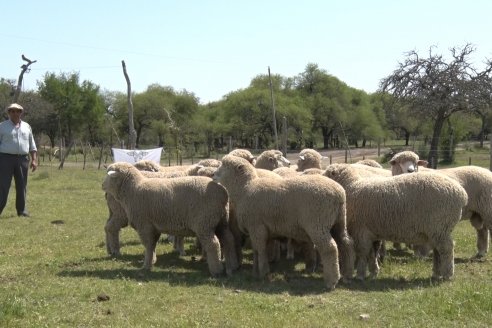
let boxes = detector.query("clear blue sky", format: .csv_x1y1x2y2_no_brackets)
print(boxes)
2,1,491,104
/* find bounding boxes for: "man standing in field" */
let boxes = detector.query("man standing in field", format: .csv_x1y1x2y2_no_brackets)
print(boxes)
0,103,38,217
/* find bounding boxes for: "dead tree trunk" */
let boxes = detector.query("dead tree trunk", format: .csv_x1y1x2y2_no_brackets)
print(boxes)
122,60,137,150
14,54,37,102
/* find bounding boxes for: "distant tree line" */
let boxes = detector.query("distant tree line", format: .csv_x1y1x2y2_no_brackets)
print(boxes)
1,44,491,168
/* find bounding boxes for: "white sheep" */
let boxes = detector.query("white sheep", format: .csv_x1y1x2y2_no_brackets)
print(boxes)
254,149,291,170
228,149,256,165
213,155,355,290
390,150,492,259
104,169,187,257
323,163,468,280
272,166,301,178
296,148,326,171
102,162,239,277
355,159,383,168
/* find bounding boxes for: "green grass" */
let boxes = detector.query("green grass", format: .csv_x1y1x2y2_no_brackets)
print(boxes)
0,151,491,327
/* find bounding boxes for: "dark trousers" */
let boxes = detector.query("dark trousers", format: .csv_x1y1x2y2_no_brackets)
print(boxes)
0,153,29,216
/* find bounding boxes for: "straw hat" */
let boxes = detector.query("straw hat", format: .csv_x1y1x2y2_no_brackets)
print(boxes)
6,103,24,112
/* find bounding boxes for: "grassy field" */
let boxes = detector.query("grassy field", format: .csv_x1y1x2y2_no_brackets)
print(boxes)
0,146,491,327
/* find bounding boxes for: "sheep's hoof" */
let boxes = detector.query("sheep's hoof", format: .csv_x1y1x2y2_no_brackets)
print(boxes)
325,283,337,292
340,277,352,284
368,272,379,280
471,253,486,262
431,275,447,282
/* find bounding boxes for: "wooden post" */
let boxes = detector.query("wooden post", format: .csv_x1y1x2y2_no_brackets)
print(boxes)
281,116,287,156
268,66,278,149
122,60,136,150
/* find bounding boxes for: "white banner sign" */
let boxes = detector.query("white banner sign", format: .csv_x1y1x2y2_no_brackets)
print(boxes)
112,148,163,165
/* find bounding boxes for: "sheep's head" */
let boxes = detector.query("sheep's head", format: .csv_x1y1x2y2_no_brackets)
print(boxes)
389,151,428,175
213,155,256,187
196,166,218,178
296,148,323,171
355,159,383,168
134,159,161,172
323,163,358,187
255,150,290,170
228,149,257,165
102,162,140,196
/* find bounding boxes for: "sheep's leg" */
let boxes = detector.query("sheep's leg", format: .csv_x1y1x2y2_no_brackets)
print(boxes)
413,243,432,258
172,236,186,256
354,233,372,280
332,232,355,281
229,206,246,266
104,201,128,257
432,236,455,280
249,226,270,279
215,224,240,275
228,212,245,266
367,243,380,279
471,213,488,258
392,242,403,251
252,251,259,277
196,232,223,277
301,241,318,273
309,232,340,291
105,216,127,257
286,239,295,260
266,239,281,263
137,226,160,270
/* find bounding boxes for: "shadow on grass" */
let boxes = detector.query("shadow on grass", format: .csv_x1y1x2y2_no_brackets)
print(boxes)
56,250,450,295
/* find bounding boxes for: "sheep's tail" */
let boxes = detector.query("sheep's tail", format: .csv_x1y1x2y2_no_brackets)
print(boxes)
330,201,355,281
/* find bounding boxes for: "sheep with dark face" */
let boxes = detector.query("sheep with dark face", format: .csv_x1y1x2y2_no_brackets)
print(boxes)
323,163,467,280
390,150,492,259
213,155,354,290
102,162,238,277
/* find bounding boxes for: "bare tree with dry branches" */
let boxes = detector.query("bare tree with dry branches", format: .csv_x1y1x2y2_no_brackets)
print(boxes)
380,44,492,168
13,54,37,103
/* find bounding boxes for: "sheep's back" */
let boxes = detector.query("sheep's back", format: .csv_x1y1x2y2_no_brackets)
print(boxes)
347,172,467,240
121,176,228,232
236,175,345,237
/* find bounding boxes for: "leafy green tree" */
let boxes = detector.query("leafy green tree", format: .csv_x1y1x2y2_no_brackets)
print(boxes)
37,72,105,168
346,88,385,147
295,63,353,149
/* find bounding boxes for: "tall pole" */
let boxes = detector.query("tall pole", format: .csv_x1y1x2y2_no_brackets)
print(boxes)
122,60,136,150
268,66,279,149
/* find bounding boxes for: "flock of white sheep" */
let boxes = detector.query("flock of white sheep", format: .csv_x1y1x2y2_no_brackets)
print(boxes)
101,148,492,291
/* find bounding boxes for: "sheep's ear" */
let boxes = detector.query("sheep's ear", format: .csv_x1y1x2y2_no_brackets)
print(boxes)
417,160,428,167
299,155,305,160
107,170,116,176
389,158,396,165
